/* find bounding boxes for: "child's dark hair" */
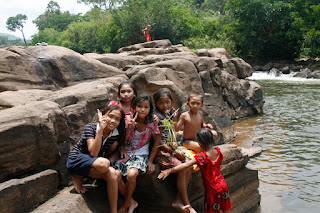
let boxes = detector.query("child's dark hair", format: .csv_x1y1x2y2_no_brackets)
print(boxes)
197,128,215,149
101,105,126,147
132,94,154,124
118,80,137,98
153,88,173,110
188,92,203,103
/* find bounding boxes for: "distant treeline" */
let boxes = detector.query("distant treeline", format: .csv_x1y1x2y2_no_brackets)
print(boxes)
17,0,320,61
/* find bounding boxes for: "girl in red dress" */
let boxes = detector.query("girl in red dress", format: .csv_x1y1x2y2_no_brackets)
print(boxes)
158,128,232,213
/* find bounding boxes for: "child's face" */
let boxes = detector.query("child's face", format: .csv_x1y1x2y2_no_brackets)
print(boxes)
156,95,172,114
104,109,122,131
187,96,203,112
135,100,151,119
119,84,135,104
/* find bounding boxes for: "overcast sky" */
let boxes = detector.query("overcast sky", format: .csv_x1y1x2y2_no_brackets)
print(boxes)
0,0,91,40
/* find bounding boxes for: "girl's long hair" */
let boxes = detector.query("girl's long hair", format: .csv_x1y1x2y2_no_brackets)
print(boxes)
101,105,126,147
153,88,173,111
117,80,137,103
132,94,154,124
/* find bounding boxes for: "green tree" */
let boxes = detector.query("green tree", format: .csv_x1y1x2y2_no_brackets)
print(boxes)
109,0,203,51
292,0,320,58
77,0,119,11
33,1,82,32
225,0,303,61
60,9,111,53
6,14,28,46
31,28,62,45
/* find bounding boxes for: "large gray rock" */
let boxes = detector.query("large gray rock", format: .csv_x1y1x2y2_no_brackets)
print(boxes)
0,46,123,91
0,101,68,182
0,169,59,213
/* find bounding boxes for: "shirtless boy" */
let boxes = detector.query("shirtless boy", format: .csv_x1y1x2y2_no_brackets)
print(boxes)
175,93,218,152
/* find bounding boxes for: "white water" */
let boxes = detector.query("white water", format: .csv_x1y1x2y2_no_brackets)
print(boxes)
248,71,320,82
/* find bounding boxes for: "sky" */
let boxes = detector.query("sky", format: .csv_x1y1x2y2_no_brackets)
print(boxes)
0,0,91,40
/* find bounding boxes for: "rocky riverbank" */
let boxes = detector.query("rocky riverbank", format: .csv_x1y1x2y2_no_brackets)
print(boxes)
0,40,263,212
252,58,320,78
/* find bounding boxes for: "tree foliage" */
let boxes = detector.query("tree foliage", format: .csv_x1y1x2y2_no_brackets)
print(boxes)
6,14,28,46
33,1,83,32
77,0,119,11
225,0,303,61
28,0,320,59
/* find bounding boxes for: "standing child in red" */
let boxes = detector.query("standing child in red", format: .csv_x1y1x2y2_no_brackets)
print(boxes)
158,128,232,213
142,25,151,41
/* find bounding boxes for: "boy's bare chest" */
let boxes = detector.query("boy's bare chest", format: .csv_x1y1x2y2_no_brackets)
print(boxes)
185,115,202,127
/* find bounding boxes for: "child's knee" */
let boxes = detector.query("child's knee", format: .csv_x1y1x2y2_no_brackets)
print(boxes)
126,168,138,180
94,158,110,173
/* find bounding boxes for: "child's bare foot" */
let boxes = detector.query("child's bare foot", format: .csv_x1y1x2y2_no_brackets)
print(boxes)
188,207,197,213
181,205,191,213
172,198,190,213
71,175,87,194
127,199,138,213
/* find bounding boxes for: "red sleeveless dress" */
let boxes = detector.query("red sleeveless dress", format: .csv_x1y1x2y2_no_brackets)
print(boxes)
194,147,232,212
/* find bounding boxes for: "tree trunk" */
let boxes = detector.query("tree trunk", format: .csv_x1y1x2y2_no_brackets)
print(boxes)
20,28,27,47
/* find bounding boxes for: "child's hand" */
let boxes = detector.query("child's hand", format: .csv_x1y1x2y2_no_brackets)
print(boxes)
97,109,107,129
173,151,186,162
127,113,138,129
147,161,155,174
120,148,130,162
203,123,213,130
172,108,179,121
153,114,160,124
157,169,171,180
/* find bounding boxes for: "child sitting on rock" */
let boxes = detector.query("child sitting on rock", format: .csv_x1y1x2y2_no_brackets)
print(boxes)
175,93,218,153
153,88,195,213
66,105,126,213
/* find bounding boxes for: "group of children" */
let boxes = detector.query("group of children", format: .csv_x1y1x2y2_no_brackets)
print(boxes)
66,80,232,213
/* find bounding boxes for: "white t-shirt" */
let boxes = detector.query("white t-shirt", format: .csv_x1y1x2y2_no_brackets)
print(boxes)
126,130,149,155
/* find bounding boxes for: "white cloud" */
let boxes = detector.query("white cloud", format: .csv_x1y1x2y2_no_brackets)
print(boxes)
0,0,91,40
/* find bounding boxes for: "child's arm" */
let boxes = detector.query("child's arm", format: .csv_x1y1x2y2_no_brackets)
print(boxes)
147,133,161,174
87,109,106,157
105,141,118,157
157,158,197,180
200,111,213,130
175,112,185,132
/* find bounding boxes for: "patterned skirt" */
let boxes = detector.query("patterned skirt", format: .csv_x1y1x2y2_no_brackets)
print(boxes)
113,155,148,176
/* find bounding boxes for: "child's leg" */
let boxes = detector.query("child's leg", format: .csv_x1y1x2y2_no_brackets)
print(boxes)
71,174,87,193
118,168,139,213
126,168,139,213
117,170,138,213
89,158,118,213
182,140,203,153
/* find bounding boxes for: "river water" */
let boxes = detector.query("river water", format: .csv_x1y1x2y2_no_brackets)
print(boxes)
233,72,320,213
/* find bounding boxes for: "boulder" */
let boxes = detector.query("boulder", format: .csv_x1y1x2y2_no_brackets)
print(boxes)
0,46,123,91
0,169,59,213
0,101,68,182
